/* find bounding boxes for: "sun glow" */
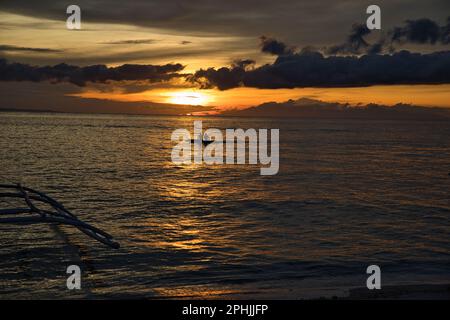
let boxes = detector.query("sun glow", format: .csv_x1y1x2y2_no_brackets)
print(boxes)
167,91,211,106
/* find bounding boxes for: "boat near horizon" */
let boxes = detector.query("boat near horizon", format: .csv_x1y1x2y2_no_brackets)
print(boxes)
189,133,214,145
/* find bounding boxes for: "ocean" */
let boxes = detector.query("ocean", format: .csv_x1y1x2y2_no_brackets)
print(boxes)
0,112,449,298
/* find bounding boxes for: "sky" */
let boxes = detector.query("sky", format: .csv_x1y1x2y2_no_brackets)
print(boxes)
1,0,450,115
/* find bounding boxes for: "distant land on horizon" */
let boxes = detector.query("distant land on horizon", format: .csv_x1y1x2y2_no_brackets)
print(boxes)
0,94,213,116
221,98,450,120
2,97,450,120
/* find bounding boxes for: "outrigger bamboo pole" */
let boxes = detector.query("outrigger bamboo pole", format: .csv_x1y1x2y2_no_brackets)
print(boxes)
0,184,120,249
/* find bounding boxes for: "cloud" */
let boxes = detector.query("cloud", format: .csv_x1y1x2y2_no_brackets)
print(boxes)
442,17,450,44
100,39,157,45
259,17,449,58
189,66,245,90
0,59,185,86
0,44,62,53
260,36,293,55
232,59,255,69
189,17,450,90
327,17,450,55
2,0,448,47
0,81,215,114
188,50,450,90
326,24,371,55
390,17,450,45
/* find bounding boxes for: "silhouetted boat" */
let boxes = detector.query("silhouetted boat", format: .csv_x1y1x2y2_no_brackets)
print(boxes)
189,139,214,145
189,133,214,145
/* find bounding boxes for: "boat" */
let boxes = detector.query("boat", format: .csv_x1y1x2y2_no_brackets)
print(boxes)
189,133,214,145
189,139,214,145
0,183,120,249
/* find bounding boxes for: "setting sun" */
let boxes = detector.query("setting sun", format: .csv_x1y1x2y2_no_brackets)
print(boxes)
167,91,211,106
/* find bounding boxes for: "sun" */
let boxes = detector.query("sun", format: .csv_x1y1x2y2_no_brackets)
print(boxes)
167,91,210,106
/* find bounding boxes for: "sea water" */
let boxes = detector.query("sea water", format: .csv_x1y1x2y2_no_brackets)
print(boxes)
0,112,449,298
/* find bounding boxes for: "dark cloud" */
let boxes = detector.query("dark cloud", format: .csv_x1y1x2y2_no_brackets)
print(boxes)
0,81,214,114
0,44,62,53
188,50,450,90
442,17,450,44
260,36,293,55
382,17,450,50
348,24,371,48
232,59,255,69
391,19,441,44
100,39,157,45
327,17,450,55
1,0,448,47
3,43,243,68
326,24,371,55
188,66,245,90
0,59,185,86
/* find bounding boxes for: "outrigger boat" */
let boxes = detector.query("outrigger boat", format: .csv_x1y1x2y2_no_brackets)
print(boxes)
0,184,119,249
189,133,214,146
